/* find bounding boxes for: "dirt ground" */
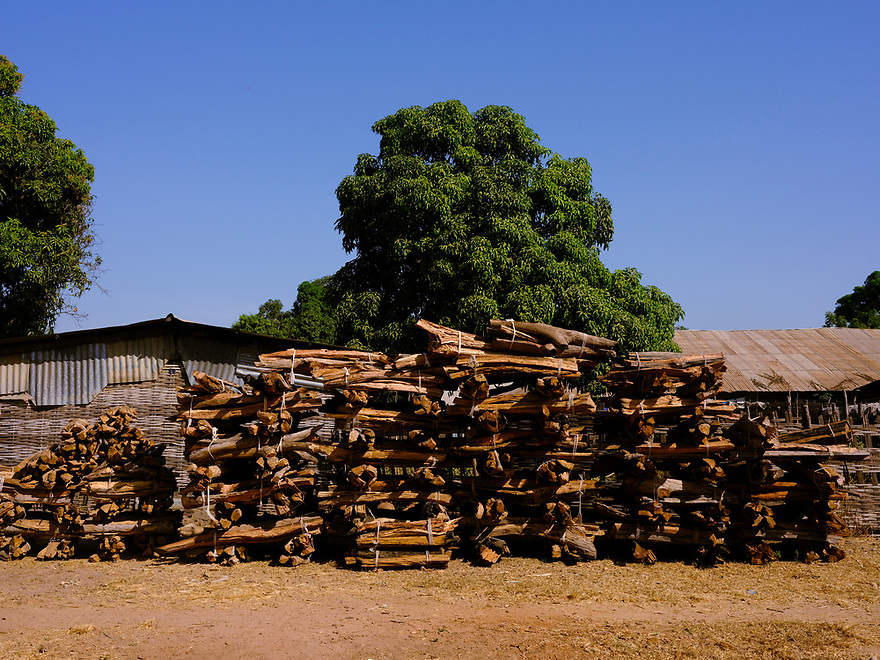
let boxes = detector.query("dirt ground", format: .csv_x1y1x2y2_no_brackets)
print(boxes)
2,538,880,660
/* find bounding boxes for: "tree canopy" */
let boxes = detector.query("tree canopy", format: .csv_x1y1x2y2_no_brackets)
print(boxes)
233,278,336,344
824,271,880,329
0,55,100,337
329,100,683,354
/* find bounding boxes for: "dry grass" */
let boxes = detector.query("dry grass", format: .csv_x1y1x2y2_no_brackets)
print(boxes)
1,537,880,659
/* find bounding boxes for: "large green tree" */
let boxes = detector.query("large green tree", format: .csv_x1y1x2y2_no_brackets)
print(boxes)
0,55,100,337
330,100,683,354
824,271,880,329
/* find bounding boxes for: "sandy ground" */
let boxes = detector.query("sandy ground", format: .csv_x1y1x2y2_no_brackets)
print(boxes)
2,538,880,660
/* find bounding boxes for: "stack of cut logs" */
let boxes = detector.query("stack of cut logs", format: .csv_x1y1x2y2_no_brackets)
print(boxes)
0,406,178,561
595,354,863,565
159,371,325,565
252,319,619,568
5,320,861,570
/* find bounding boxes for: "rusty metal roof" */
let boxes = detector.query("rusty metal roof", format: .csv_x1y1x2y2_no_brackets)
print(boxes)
672,328,880,393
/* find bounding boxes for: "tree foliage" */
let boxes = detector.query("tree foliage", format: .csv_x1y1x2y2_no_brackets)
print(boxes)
824,271,880,329
233,278,336,344
330,100,683,354
0,55,100,337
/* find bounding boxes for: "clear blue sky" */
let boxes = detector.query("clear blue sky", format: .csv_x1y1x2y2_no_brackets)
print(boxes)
5,2,879,333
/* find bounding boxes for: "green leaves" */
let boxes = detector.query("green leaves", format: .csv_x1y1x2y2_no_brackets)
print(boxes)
1,56,99,337
327,100,683,354
825,271,880,329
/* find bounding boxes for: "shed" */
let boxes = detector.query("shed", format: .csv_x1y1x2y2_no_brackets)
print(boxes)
0,314,331,479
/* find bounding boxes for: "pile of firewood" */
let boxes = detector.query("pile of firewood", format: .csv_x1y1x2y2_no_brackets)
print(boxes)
595,355,864,565
250,319,620,568
0,406,178,561
159,371,325,565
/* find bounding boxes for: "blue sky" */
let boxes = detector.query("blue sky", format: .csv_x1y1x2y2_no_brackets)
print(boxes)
5,2,879,333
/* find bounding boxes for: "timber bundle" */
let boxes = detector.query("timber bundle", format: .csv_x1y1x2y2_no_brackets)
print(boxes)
0,406,178,561
166,370,325,565
595,355,864,565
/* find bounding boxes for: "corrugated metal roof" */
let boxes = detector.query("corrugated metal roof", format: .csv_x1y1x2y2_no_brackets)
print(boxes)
0,314,344,406
176,334,241,387
29,336,174,406
673,328,880,393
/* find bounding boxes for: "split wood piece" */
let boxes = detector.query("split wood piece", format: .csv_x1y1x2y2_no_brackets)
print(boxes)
453,429,566,450
179,392,269,410
741,541,777,565
667,409,723,446
536,459,574,485
36,538,76,561
776,421,852,446
409,466,446,489
485,320,617,359
615,396,738,419
347,549,453,571
317,488,454,508
0,534,31,560
347,464,379,490
412,394,443,418
455,475,603,503
602,362,725,388
731,446,869,461
330,380,445,398
354,517,458,548
447,353,582,380
631,541,657,564
323,408,458,433
277,441,449,466
90,535,126,562
3,518,80,539
342,428,375,450
191,371,242,395
275,533,316,566
0,498,26,523
188,425,324,464
415,319,495,357
408,429,441,451
475,537,510,565
316,364,449,390
630,439,736,459
447,390,596,417
731,528,843,545
477,409,506,434
734,482,847,503
180,473,315,509
178,394,322,421
257,348,391,371
475,498,507,524
607,523,722,546
683,457,726,484
80,478,176,499
156,515,323,555
459,374,490,401
469,518,599,560
628,475,719,500
722,415,778,449
622,354,726,370
82,516,179,537
451,444,598,464
737,502,776,530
